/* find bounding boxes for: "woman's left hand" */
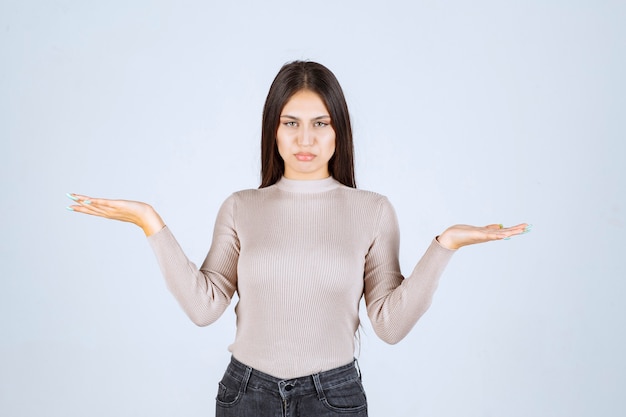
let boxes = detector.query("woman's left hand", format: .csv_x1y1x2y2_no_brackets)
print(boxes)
436,223,531,250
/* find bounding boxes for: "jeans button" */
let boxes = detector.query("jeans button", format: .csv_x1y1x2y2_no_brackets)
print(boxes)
284,384,294,391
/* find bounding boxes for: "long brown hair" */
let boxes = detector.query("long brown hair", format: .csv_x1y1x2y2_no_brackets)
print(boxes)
260,61,356,188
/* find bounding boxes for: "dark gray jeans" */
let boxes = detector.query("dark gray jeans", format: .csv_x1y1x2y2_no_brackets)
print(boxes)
215,356,368,417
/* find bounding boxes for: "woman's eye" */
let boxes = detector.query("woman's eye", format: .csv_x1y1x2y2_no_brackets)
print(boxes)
284,121,297,127
315,121,329,127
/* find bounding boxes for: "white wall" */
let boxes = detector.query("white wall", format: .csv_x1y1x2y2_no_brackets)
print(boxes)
1,1,624,416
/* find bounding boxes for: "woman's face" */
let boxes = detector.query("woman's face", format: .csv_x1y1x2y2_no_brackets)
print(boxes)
276,89,336,180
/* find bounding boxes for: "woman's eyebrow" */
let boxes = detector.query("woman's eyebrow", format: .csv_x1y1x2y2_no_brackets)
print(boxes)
280,114,331,120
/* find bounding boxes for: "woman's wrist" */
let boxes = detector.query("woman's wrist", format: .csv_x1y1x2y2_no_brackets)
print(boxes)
436,230,460,250
138,204,165,237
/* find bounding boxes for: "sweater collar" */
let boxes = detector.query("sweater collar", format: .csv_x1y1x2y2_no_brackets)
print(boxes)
275,176,341,193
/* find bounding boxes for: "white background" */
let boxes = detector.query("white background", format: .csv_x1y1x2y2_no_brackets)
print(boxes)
1,1,624,416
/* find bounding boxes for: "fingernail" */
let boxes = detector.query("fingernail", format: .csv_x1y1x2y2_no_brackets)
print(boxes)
82,200,91,205
66,206,74,211
503,237,511,240
498,224,504,229
524,224,533,233
66,193,79,201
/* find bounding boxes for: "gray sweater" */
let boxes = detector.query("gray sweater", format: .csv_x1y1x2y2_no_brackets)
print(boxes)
148,176,455,379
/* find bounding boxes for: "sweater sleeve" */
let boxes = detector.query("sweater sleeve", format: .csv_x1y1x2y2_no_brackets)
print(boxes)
363,197,455,344
147,195,239,326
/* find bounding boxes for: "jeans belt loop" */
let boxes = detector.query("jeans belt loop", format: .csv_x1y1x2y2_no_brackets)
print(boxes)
241,364,252,394
354,358,362,380
312,373,326,402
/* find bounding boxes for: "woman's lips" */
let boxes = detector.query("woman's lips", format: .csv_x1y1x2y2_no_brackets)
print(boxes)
295,153,315,161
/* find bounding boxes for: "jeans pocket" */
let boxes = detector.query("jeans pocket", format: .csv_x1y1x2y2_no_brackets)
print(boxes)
215,372,244,407
321,377,368,413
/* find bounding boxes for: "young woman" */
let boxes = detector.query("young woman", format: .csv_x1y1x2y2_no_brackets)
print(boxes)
67,61,529,416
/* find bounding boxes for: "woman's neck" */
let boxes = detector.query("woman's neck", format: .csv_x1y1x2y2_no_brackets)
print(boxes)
275,176,340,193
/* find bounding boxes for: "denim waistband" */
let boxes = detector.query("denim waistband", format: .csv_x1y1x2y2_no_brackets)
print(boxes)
225,356,361,401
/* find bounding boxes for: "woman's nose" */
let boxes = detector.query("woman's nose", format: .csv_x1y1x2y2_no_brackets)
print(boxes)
297,127,313,146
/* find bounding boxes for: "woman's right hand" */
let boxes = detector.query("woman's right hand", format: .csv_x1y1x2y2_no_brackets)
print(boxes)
66,193,165,236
